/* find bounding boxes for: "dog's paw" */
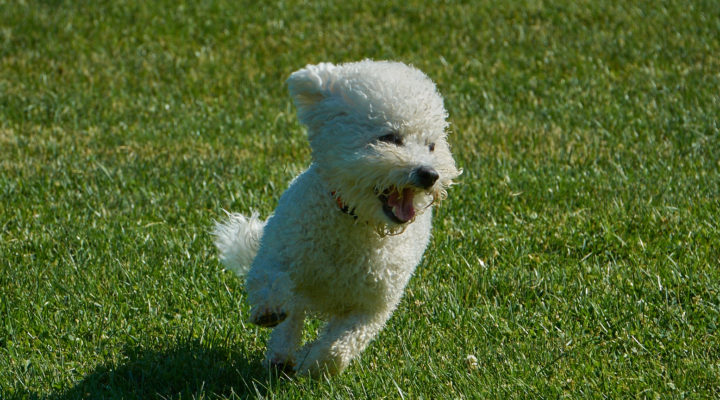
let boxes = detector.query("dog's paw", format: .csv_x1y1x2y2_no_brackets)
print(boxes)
271,360,296,376
250,307,287,328
263,353,296,376
293,346,346,378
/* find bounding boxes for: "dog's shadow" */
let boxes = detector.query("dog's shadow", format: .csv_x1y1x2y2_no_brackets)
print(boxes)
43,338,284,399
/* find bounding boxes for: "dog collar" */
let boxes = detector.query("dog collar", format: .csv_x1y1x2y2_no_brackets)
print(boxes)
330,191,357,219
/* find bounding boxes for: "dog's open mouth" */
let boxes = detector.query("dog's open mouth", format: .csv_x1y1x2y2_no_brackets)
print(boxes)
378,187,416,224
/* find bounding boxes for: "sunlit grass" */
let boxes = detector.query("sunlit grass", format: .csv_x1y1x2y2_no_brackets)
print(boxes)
1,0,719,398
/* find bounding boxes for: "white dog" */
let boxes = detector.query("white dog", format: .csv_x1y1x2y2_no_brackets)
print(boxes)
214,60,460,377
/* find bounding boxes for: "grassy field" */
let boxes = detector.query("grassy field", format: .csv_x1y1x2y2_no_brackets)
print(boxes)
1,0,719,398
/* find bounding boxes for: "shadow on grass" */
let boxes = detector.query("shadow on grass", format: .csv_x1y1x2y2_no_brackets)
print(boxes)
42,338,285,399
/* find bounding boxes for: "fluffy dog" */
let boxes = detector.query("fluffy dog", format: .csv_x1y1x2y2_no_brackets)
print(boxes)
214,60,460,377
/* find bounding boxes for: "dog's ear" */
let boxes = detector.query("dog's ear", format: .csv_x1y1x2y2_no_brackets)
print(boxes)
287,63,337,127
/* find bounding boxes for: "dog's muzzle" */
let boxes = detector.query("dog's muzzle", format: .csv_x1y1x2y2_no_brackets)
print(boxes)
378,165,439,224
412,166,439,190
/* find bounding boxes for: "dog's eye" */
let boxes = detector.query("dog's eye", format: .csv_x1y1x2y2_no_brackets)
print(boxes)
428,142,435,152
377,132,403,146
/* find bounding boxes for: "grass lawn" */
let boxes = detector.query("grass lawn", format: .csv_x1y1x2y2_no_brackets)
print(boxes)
2,0,719,398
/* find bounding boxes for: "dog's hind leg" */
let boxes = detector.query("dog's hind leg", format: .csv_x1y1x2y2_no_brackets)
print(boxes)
245,263,292,327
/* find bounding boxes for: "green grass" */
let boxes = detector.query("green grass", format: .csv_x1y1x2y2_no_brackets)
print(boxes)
1,0,719,398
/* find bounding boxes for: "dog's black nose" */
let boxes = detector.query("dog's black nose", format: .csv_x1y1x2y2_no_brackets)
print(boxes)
413,166,439,189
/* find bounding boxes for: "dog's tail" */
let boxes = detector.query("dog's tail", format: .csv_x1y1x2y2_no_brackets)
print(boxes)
213,211,266,276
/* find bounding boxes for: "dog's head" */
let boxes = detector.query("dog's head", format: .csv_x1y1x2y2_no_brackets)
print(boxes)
287,60,460,234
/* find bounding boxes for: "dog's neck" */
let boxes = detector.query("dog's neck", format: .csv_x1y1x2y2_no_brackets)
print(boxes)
330,191,357,219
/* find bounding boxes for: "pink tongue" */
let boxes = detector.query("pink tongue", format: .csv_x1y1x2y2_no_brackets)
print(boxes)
387,188,415,222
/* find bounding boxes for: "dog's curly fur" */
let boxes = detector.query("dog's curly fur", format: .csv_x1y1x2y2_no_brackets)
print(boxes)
214,60,460,377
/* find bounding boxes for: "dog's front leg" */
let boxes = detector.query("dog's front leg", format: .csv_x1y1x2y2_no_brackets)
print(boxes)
294,310,391,377
264,308,305,372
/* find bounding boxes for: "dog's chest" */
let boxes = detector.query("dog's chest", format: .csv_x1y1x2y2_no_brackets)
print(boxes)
290,218,428,313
